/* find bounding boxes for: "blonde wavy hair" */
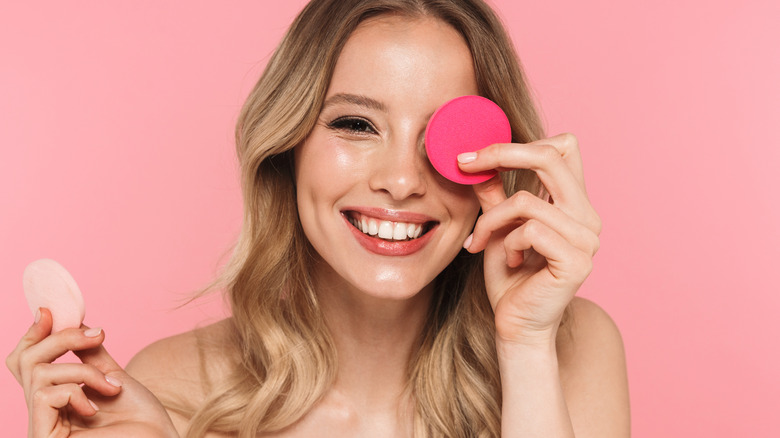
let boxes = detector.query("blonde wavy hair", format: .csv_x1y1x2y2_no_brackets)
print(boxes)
184,0,548,436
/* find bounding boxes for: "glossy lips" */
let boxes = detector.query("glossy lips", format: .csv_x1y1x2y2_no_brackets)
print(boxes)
342,209,437,256
425,95,512,184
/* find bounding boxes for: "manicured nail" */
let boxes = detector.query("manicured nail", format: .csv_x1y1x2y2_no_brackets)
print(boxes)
84,327,102,337
105,375,122,387
88,399,99,412
463,233,473,250
457,152,477,163
34,308,41,324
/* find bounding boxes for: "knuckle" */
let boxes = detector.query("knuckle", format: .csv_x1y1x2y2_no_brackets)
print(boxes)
30,363,49,382
31,387,49,404
538,144,563,164
590,234,601,255
592,214,603,235
576,253,594,277
510,190,535,210
522,218,543,236
490,142,508,161
17,351,33,376
5,353,22,383
5,351,15,371
560,132,579,150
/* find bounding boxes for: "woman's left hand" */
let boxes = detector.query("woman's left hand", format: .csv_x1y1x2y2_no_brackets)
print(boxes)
460,133,601,346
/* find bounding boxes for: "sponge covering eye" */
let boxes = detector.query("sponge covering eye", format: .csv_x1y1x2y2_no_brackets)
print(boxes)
424,95,512,185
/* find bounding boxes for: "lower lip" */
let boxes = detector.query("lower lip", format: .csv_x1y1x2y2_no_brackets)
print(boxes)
344,217,435,256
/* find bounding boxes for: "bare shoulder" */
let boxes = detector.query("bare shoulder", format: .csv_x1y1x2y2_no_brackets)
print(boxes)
557,297,631,437
125,318,238,434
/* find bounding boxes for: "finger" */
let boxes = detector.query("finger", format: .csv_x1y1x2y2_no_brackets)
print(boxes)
534,133,586,189
6,308,53,383
504,219,593,283
31,383,98,437
18,327,106,386
469,173,507,212
466,190,600,256
30,363,123,398
460,141,585,210
460,140,601,234
464,133,586,188
74,337,123,375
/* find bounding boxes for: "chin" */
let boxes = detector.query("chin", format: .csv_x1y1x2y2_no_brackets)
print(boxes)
347,269,437,302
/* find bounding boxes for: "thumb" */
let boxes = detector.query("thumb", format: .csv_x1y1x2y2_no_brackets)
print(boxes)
471,175,507,212
74,329,123,374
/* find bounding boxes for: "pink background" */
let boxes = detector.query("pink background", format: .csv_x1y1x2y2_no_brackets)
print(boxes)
2,1,778,436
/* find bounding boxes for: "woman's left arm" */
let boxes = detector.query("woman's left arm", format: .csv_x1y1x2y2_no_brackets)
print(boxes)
460,133,630,437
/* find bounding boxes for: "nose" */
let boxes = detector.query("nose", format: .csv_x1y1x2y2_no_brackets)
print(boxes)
368,133,428,201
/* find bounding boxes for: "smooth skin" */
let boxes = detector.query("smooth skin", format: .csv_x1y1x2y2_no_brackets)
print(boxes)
7,14,629,438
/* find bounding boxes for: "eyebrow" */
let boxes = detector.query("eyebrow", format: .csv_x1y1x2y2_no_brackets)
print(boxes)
322,93,388,113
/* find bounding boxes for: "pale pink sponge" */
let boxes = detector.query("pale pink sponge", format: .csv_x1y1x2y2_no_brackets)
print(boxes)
23,259,85,332
425,95,512,185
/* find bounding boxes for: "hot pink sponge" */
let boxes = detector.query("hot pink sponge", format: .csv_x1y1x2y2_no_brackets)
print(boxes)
23,259,85,332
425,95,512,185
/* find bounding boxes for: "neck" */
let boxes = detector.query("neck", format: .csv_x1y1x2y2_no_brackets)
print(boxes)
313,262,433,411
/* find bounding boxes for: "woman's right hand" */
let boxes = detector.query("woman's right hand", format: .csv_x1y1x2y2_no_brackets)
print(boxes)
6,308,179,438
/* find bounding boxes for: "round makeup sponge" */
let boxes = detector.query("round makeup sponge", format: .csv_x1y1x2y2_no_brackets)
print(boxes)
425,95,512,185
23,259,85,332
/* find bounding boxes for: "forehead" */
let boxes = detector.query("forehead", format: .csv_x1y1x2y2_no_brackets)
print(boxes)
327,15,478,107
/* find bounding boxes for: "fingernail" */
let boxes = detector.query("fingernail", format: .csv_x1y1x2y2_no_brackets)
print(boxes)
457,152,477,163
34,308,41,324
463,233,473,250
88,399,99,412
84,327,102,337
105,375,123,387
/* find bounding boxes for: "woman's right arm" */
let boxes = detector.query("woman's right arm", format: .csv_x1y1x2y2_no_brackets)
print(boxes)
6,308,179,438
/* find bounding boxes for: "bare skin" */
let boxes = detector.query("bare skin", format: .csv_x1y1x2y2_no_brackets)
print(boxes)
124,295,628,438
8,15,629,438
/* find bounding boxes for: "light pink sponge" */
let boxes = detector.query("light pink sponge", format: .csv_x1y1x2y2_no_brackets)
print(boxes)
23,259,85,332
425,95,512,185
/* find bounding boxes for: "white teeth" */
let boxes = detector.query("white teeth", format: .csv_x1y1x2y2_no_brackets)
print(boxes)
348,213,429,241
393,222,408,240
378,221,394,239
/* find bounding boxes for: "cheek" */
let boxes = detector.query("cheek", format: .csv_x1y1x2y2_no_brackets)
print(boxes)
295,136,372,237
296,135,367,192
441,183,480,225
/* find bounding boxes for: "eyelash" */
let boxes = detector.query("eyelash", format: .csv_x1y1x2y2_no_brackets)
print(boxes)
327,116,378,135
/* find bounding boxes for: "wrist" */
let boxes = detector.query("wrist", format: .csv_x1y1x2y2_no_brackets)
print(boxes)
496,334,557,363
495,323,559,350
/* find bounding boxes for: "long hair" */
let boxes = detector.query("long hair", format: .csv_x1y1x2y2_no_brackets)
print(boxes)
183,1,546,436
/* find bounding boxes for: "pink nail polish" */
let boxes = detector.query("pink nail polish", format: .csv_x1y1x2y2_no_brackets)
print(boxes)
34,308,41,324
84,327,102,337
88,399,99,412
463,233,473,249
457,152,477,163
105,375,122,387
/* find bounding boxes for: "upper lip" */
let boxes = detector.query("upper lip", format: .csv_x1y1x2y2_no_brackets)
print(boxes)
340,206,437,224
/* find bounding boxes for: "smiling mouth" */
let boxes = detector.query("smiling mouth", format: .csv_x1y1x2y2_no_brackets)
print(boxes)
343,211,437,242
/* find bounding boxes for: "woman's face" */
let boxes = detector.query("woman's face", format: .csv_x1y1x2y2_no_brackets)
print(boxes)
295,15,480,300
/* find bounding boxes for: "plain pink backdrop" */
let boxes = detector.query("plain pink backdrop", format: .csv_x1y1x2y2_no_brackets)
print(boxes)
2,1,778,436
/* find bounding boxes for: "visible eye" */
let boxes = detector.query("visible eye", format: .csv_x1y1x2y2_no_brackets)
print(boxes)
327,116,378,135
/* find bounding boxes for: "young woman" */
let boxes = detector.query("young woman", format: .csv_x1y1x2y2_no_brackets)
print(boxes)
7,0,629,436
